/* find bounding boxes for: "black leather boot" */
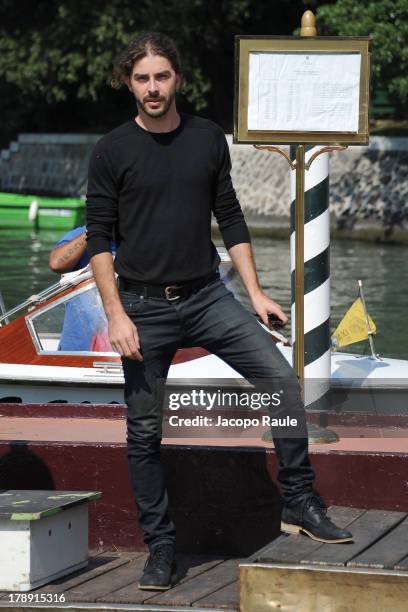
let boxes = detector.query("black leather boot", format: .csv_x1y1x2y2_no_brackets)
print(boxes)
281,493,353,543
138,543,177,590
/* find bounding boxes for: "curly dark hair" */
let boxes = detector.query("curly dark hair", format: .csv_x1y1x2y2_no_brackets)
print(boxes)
111,32,182,89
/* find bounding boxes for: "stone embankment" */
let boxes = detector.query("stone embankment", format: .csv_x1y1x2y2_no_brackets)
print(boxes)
229,136,408,243
0,134,99,198
1,133,407,243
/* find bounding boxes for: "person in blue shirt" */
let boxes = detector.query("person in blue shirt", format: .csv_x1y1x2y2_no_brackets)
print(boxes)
49,226,116,351
49,225,117,272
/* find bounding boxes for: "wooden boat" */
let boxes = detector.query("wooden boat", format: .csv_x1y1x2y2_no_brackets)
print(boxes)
0,253,407,413
0,192,85,230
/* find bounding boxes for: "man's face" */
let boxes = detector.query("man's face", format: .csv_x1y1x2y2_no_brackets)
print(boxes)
127,53,181,119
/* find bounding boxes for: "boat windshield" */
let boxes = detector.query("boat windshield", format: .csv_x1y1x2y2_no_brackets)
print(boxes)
22,251,236,356
27,281,114,354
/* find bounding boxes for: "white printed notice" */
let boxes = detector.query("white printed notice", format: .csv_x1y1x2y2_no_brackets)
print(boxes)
248,52,361,132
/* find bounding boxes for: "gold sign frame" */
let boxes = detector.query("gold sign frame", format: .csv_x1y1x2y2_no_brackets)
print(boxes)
234,36,371,145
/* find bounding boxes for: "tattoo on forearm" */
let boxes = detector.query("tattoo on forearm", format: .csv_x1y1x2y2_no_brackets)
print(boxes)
56,237,87,266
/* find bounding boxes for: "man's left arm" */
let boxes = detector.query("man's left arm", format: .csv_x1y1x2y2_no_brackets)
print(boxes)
212,128,287,327
228,242,287,327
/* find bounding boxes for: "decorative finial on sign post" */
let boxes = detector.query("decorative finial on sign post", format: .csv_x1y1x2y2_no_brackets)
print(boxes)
300,10,317,37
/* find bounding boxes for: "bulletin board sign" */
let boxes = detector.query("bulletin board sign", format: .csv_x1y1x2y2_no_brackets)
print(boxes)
234,36,371,145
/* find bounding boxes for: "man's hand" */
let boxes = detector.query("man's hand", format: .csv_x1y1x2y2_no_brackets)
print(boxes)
227,243,288,329
108,312,143,361
250,290,288,329
90,252,143,361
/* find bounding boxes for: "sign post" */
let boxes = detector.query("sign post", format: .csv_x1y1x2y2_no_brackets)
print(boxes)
290,11,333,415
233,29,370,411
294,143,305,383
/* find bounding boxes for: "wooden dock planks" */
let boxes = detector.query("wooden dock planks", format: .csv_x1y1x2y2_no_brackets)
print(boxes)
194,579,240,609
241,506,408,612
349,515,408,569
250,506,364,564
145,558,241,608
304,508,406,566
0,551,240,610
101,554,228,606
0,551,130,601
62,554,147,603
1,506,407,610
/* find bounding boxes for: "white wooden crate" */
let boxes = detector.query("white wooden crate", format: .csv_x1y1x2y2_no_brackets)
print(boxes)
0,490,101,591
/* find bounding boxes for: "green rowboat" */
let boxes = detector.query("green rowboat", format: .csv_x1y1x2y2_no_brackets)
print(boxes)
0,192,85,230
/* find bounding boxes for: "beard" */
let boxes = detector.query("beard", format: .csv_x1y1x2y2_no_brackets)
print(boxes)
135,89,176,119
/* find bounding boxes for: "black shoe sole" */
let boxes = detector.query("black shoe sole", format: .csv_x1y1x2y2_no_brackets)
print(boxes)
138,572,178,591
138,582,172,591
281,520,353,544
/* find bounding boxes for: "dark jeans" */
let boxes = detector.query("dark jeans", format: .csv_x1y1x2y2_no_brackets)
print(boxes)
120,276,315,550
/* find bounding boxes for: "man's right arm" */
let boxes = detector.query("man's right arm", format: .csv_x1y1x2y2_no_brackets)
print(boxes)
90,252,143,361
86,142,142,361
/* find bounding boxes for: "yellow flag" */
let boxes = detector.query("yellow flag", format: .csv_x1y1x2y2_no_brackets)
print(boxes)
332,298,376,348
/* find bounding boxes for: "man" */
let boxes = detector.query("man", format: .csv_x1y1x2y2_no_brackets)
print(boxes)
86,32,352,591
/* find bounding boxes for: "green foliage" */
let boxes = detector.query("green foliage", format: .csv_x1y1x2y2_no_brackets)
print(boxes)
0,1,138,103
0,0,316,140
0,0,253,109
317,0,408,115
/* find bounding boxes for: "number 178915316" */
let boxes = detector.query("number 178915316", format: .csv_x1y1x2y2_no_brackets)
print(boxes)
8,593,66,603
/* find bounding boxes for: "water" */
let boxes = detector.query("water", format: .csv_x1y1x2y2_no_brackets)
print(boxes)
233,237,408,360
0,230,406,359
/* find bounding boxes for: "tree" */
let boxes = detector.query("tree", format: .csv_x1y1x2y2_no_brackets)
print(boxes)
0,1,259,131
0,0,310,143
317,0,408,117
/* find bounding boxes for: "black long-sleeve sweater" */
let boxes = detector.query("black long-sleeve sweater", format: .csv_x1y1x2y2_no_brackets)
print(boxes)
86,113,250,284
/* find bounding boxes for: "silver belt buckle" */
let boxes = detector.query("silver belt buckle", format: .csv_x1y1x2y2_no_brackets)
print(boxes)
165,284,183,301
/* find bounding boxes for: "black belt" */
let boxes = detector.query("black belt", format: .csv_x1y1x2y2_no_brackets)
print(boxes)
118,271,219,301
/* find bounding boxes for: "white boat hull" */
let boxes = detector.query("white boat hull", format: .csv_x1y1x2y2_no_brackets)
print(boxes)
1,344,407,410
